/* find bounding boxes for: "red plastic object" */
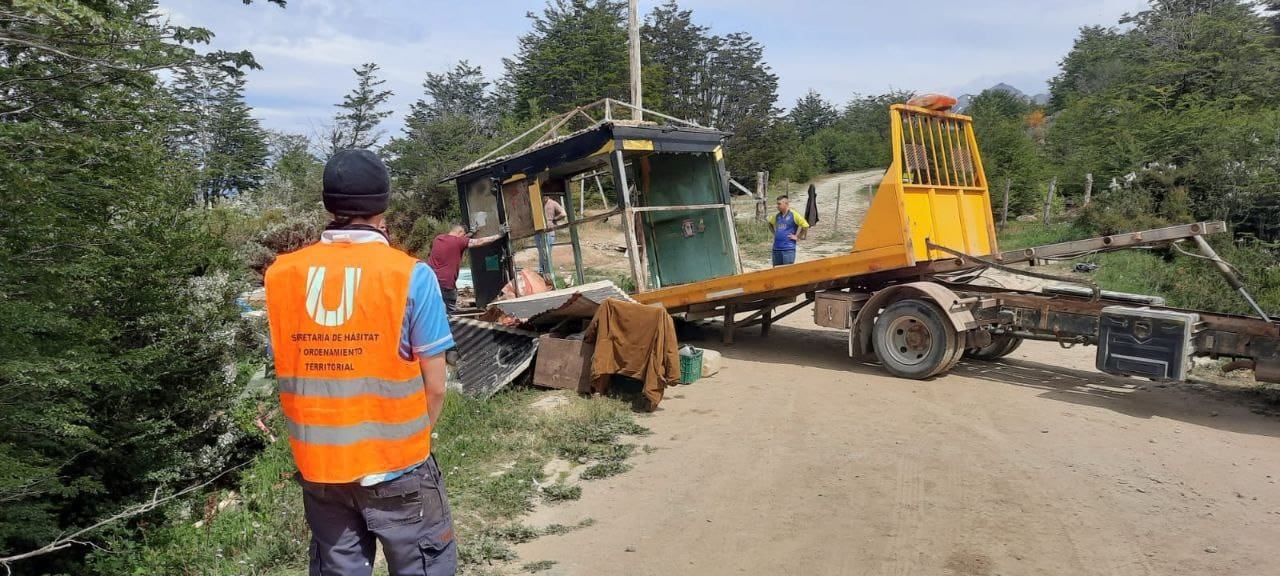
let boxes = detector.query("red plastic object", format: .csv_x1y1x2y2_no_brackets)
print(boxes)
906,94,958,111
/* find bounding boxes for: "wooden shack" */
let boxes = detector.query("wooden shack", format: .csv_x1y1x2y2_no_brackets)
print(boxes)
445,99,742,307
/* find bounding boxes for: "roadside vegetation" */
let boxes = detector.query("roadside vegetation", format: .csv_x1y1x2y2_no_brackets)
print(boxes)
89,389,646,575
6,0,1280,574
998,222,1280,317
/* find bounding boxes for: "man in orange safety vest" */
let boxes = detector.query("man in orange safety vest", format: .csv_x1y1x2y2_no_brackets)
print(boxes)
265,149,457,576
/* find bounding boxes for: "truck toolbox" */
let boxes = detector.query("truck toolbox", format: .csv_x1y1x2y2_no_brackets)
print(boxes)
814,291,868,329
1096,307,1199,382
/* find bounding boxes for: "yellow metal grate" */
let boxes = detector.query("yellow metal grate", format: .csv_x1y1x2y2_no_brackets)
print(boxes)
899,110,981,189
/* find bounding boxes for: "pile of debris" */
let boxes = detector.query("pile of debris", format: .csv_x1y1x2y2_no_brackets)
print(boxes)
448,281,719,410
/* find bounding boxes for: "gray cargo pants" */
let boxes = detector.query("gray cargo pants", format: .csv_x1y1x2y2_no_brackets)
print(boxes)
299,455,457,576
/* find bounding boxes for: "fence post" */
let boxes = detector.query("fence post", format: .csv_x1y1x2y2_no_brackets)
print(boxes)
1001,178,1011,229
833,183,842,234
1043,176,1057,225
1083,173,1094,206
755,171,767,222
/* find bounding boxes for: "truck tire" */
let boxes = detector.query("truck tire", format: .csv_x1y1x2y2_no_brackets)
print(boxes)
873,299,962,380
964,334,1023,361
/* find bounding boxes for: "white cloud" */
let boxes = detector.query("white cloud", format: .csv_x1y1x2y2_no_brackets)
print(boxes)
160,0,1151,132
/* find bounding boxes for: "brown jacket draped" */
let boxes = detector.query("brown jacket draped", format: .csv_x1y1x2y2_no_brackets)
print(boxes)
585,299,681,410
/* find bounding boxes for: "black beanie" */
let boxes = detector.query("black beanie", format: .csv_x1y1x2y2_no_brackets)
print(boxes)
323,149,391,217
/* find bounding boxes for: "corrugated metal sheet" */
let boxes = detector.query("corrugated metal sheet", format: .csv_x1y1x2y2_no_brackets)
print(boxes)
485,281,634,326
448,318,539,399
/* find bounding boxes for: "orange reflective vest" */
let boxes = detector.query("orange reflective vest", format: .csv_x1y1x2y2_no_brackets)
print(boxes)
265,240,431,483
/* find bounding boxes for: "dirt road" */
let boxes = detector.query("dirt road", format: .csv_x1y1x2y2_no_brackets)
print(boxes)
516,311,1280,575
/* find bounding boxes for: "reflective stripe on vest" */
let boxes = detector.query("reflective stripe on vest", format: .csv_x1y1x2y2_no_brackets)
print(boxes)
265,240,431,483
278,375,425,399
286,412,431,446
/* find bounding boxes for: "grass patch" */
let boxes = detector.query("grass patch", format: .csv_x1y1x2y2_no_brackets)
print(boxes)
541,483,582,502
542,518,595,536
97,389,646,575
580,461,632,480
735,218,774,262
997,221,1092,251
523,560,558,573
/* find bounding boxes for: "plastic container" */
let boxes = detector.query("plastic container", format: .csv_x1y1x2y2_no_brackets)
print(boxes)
679,347,704,384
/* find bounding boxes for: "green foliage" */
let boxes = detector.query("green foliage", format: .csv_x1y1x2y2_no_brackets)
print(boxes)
581,267,637,293
579,461,632,480
524,560,559,573
999,223,1280,317
788,90,839,139
324,62,395,156
503,0,632,117
541,483,582,502
170,67,270,207
996,222,1091,251
88,433,307,576
252,132,325,213
384,61,508,255
966,89,1047,216
1083,241,1279,316
0,2,283,572
769,91,911,185
88,390,645,574
640,1,780,185
1046,0,1280,240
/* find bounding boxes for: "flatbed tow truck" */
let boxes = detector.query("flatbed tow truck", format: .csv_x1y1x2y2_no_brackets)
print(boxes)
631,103,1280,384
449,98,1279,386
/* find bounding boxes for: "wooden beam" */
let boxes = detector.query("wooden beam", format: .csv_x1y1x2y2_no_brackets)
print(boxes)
723,304,737,344
563,179,586,286
729,178,754,196
611,150,647,291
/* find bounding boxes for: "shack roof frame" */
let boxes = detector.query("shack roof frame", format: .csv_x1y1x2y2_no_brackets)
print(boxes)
442,99,744,305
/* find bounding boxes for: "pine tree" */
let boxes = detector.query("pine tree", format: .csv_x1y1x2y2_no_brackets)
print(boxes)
788,90,838,140
502,0,630,117
409,61,497,129
254,131,323,211
171,67,269,207
327,62,395,155
385,61,503,254
641,0,709,122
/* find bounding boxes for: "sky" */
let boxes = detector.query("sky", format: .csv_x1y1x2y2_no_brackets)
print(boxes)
158,0,1150,137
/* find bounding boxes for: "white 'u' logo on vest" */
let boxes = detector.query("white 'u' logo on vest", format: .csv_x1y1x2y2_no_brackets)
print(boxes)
305,266,362,327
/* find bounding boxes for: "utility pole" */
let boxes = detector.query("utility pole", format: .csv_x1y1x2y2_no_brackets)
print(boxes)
628,0,642,121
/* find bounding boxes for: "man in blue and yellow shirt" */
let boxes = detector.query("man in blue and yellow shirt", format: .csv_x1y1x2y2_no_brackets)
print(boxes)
767,194,810,266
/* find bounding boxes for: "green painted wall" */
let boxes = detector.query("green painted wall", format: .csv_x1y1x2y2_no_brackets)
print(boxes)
642,153,738,288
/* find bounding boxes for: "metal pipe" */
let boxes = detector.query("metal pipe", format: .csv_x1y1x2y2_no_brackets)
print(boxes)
1192,235,1271,321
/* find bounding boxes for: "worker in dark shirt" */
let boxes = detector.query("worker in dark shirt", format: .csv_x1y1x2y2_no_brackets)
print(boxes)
427,224,504,314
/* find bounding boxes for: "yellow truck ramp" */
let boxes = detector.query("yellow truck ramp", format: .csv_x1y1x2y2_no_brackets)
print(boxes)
635,103,998,311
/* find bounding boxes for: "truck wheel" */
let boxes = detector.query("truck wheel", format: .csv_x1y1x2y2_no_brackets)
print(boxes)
873,299,961,379
964,334,1023,361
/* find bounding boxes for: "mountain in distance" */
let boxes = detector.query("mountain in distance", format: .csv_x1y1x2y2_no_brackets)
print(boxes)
954,82,1049,112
